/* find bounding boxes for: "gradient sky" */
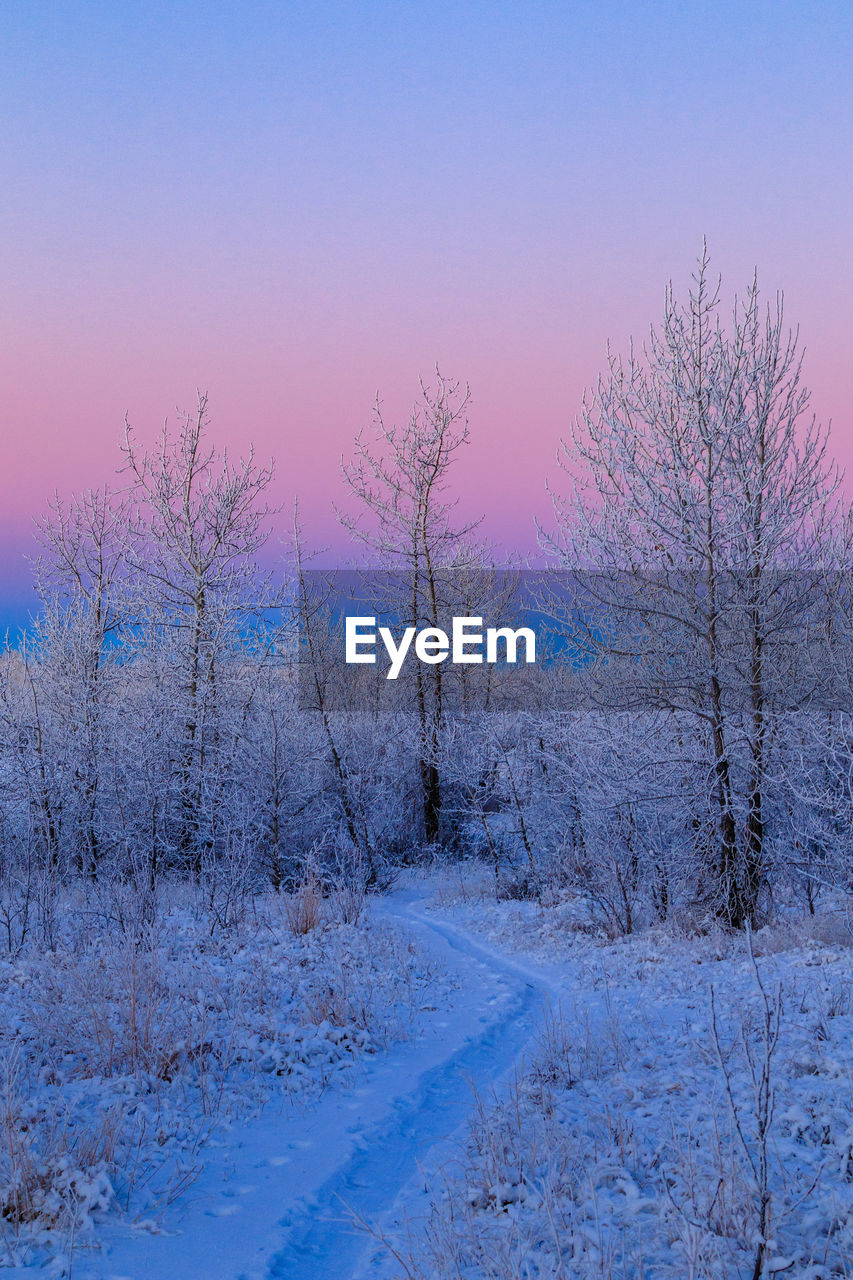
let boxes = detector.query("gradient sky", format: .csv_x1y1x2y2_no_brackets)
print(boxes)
2,1,853,629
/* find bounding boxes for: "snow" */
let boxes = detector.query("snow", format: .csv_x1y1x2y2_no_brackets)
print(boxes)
0,886,450,1273
385,875,853,1279
2,869,852,1278
63,885,545,1279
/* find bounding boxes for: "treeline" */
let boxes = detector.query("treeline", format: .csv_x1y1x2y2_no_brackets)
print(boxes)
2,252,852,938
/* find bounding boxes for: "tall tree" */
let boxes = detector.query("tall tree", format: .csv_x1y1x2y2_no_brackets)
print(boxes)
340,372,481,845
122,393,276,873
29,486,132,873
544,249,840,925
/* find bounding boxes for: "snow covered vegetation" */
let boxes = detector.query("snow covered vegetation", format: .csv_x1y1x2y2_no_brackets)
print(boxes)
392,876,853,1280
0,882,446,1269
2,256,853,1275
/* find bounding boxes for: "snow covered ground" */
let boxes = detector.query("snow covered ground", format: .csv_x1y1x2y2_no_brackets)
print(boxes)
2,868,852,1278
0,882,450,1275
386,870,853,1279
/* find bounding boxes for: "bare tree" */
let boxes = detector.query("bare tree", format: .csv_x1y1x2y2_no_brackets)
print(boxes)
339,372,481,846
121,393,277,874
543,248,841,926
30,486,132,874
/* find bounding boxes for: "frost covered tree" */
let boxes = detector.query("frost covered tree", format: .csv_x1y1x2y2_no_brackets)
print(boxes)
29,487,132,874
543,248,842,926
121,393,279,875
339,372,482,847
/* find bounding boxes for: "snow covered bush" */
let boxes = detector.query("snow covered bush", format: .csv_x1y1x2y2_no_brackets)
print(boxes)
399,892,853,1280
0,880,443,1260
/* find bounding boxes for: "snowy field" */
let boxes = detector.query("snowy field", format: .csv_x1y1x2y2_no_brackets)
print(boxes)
1,868,851,1279
0,881,450,1275
390,870,853,1280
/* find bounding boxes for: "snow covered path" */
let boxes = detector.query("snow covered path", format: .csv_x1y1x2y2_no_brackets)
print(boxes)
83,891,550,1280
268,907,545,1280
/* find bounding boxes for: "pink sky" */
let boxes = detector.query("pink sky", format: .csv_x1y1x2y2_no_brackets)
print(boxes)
2,3,853,619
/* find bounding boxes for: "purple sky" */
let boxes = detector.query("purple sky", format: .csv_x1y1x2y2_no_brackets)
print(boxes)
2,2,853,627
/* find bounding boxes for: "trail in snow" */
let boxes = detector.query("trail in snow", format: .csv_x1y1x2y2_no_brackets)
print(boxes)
267,909,546,1280
85,891,552,1280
